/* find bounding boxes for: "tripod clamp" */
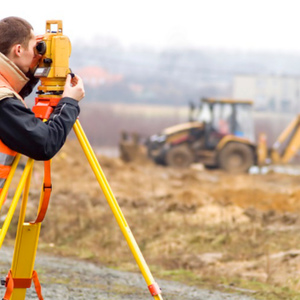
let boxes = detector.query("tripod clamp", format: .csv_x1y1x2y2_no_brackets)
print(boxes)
32,96,61,120
1,270,44,300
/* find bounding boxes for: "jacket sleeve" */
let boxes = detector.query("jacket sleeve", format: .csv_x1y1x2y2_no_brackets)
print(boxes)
0,97,80,160
19,72,40,99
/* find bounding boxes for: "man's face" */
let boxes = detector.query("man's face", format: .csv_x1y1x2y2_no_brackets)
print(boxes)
10,30,38,74
18,31,37,74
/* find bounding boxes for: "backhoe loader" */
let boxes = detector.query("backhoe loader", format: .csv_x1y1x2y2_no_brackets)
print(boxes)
145,98,256,173
120,98,300,173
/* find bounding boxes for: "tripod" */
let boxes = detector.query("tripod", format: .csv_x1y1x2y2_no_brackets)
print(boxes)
0,107,163,299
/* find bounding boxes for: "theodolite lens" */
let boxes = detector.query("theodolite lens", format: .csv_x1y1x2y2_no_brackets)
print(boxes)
36,41,46,55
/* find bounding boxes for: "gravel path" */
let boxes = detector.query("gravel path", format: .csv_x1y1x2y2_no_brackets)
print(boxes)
0,246,257,300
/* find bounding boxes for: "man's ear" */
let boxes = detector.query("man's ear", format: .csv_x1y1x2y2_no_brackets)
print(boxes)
11,44,22,57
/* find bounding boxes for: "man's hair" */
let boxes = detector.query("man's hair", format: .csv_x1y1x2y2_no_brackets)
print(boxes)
0,17,33,56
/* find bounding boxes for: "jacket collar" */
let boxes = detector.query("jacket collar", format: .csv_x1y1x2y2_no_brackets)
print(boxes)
0,52,29,93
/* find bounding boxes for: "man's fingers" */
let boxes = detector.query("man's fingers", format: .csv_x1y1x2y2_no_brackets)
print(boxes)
65,74,72,85
36,35,44,42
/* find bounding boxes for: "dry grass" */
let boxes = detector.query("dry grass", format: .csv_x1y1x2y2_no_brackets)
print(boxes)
3,139,300,299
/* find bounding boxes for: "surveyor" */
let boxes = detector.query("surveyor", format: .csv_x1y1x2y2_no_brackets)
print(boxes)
0,16,85,190
0,16,85,191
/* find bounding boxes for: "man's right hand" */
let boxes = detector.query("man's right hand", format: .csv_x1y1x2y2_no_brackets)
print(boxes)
62,74,85,102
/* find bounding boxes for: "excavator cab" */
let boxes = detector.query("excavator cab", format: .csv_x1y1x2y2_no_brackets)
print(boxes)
197,98,255,149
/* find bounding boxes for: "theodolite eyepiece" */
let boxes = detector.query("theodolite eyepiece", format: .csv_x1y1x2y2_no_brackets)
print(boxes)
36,41,46,55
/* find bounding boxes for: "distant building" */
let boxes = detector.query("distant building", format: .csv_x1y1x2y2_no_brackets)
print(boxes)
76,66,123,87
233,74,300,112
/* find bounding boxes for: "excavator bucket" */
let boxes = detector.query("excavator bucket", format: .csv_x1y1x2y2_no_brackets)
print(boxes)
119,131,148,163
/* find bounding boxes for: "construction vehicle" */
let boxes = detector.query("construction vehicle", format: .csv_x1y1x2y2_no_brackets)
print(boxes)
120,97,300,173
145,98,257,173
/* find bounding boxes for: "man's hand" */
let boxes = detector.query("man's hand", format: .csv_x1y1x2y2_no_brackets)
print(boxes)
62,74,85,102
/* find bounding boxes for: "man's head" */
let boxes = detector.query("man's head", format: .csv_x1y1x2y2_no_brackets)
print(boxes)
0,17,37,74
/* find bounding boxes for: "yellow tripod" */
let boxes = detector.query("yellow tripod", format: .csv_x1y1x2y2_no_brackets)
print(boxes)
0,18,163,300
0,119,163,299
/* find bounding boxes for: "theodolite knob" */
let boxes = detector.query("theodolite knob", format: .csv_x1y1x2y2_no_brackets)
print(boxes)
43,58,52,64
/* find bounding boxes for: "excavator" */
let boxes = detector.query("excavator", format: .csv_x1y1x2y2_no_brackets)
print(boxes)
119,97,300,173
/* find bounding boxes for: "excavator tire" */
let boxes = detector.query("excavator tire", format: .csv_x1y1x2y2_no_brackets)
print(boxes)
165,144,194,168
218,142,254,173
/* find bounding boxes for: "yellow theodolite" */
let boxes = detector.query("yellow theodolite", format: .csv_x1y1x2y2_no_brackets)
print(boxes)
32,20,72,120
35,20,71,92
0,20,163,300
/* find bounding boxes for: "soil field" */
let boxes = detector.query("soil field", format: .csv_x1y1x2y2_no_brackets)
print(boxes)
3,139,300,299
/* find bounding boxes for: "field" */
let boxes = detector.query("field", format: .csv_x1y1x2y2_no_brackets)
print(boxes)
3,139,300,299
3,103,300,299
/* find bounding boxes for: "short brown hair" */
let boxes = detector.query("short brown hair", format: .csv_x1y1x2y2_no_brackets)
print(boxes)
0,17,33,56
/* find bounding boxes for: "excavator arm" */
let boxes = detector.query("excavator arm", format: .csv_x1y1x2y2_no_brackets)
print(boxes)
270,115,300,163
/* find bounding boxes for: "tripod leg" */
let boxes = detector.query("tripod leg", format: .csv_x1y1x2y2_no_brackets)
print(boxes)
73,120,163,299
0,158,34,249
0,157,41,300
7,158,43,300
10,223,41,300
0,153,21,210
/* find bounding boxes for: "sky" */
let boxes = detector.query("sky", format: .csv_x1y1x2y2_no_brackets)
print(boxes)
2,0,300,53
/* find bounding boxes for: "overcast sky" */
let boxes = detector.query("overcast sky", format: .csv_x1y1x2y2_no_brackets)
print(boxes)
1,0,300,52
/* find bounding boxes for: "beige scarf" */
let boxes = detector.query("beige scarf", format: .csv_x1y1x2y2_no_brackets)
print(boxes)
0,52,29,102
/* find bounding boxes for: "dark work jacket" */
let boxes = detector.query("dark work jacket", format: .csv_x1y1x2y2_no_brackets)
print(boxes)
0,96,80,161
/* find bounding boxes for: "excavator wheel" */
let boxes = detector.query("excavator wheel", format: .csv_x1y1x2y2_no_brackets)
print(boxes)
218,142,254,173
165,144,194,168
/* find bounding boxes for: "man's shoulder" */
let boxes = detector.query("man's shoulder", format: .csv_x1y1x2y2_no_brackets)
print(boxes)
0,87,17,102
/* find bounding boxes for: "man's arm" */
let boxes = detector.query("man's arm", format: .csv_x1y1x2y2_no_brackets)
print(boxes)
19,71,39,99
0,97,80,160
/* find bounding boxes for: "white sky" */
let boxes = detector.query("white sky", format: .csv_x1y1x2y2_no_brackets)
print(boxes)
1,0,300,52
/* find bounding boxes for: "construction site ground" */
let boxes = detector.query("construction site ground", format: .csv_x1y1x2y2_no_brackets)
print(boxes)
3,139,300,299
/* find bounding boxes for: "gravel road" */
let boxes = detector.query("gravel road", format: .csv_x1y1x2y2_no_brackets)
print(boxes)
0,246,257,300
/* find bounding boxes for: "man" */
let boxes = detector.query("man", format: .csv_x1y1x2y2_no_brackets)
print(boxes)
0,16,85,192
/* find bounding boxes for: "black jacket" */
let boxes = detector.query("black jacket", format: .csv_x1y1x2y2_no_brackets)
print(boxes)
0,94,80,161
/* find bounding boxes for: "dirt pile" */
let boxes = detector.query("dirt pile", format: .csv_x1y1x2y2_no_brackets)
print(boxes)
4,138,300,299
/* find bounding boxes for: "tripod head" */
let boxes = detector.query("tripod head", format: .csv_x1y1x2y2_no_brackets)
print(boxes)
33,20,72,120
